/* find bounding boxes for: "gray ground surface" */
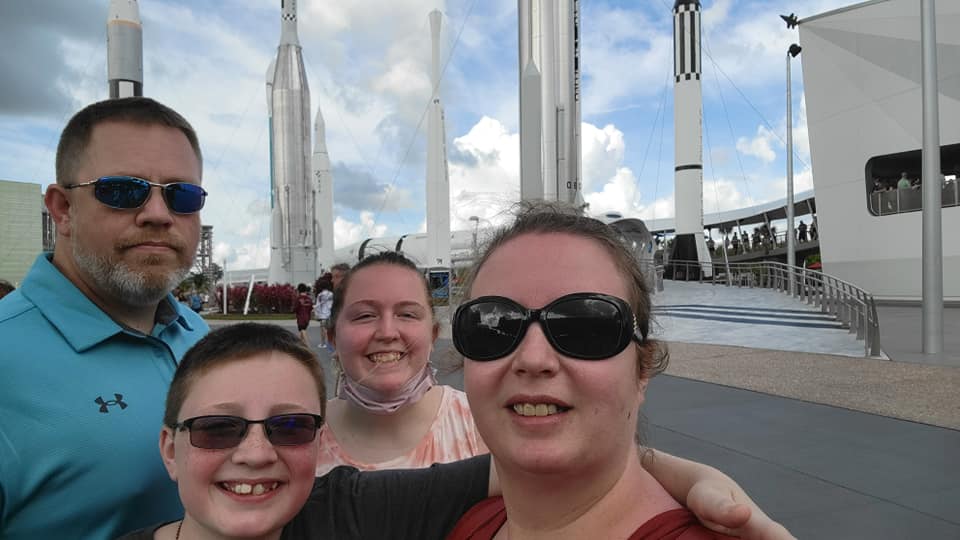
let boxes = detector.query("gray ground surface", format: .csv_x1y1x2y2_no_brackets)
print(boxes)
663,341,960,430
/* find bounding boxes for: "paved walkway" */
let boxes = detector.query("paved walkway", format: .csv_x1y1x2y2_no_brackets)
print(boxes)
651,280,873,357
646,375,960,539
875,304,960,366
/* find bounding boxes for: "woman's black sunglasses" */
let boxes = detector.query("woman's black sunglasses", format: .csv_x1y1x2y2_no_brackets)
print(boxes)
65,175,207,214
173,413,324,449
452,292,646,361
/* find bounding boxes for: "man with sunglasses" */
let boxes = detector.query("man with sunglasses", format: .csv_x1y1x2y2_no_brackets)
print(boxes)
0,97,209,540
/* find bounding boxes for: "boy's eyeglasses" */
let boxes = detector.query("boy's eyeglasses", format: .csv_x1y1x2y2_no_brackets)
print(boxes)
65,175,207,214
173,413,324,449
452,292,646,361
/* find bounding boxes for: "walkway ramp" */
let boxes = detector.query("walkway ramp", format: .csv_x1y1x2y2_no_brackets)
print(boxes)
653,280,877,358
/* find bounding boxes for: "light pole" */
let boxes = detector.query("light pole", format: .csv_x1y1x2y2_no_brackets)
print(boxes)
785,41,801,296
222,258,228,314
469,216,480,260
920,0,943,354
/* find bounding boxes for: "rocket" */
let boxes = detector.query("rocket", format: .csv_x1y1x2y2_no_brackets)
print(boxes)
107,0,143,98
313,108,335,270
518,0,582,206
424,10,451,269
267,0,318,285
669,0,712,277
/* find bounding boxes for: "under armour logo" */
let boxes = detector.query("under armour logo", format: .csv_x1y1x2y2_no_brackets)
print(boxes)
95,394,128,413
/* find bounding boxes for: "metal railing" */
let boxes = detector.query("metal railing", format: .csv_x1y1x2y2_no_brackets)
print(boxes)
640,261,665,294
664,259,882,357
868,180,959,216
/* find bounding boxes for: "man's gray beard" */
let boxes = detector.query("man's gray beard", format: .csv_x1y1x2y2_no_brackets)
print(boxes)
73,242,190,307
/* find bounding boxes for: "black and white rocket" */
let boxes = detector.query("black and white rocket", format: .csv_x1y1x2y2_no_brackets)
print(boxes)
518,0,582,206
670,0,712,276
425,10,451,270
266,0,318,285
107,0,142,98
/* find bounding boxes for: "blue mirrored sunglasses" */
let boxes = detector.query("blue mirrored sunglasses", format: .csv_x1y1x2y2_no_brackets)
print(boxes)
65,175,207,214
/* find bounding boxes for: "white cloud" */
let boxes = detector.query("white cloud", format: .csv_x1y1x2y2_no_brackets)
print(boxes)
635,195,676,222
334,211,389,247
584,167,640,216
581,123,626,193
736,125,778,163
213,238,270,270
579,6,673,115
702,178,758,214
447,116,521,229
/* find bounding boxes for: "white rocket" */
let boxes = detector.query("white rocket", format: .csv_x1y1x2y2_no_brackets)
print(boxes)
670,0,712,277
425,10,451,269
313,108,336,270
518,0,582,205
267,0,318,285
107,0,142,98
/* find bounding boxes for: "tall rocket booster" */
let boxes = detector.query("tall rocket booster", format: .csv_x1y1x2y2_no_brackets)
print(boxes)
518,0,582,206
425,10,451,269
107,0,143,98
313,108,336,269
669,0,712,277
267,0,318,285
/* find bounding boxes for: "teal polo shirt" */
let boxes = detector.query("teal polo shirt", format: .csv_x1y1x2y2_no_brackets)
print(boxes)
0,254,208,540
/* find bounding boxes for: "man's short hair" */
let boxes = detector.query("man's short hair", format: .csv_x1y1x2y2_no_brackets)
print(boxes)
55,97,202,186
330,263,351,273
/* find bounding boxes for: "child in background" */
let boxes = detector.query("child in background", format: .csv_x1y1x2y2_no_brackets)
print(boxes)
313,277,334,350
295,283,314,345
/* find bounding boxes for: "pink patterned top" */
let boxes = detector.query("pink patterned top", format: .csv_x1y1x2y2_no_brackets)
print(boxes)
315,386,488,476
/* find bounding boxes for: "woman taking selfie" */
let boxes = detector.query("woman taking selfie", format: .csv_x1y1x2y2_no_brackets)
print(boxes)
446,203,794,539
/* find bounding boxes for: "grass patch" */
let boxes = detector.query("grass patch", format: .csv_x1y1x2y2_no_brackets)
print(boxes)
203,313,295,320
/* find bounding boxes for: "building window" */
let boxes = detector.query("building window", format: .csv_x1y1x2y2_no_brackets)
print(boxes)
866,142,960,216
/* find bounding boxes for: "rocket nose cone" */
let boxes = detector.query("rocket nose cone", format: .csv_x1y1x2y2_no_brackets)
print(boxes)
314,111,326,144
108,0,141,23
280,0,300,45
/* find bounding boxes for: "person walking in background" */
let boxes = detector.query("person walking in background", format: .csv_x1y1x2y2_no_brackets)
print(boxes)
0,97,209,539
295,283,314,346
313,276,334,349
188,290,203,313
798,220,808,243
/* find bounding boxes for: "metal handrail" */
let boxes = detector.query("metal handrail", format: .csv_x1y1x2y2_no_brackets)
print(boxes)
663,259,882,357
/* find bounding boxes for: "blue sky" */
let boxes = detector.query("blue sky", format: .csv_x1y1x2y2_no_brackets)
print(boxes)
0,0,853,270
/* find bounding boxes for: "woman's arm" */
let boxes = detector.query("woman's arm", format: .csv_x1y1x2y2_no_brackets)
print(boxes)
641,450,796,540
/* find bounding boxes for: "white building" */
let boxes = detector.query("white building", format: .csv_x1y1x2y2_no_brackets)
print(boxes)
799,0,959,301
0,180,44,286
